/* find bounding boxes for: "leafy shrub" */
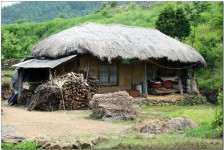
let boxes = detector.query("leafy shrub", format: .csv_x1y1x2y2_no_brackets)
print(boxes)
178,95,207,106
102,10,112,18
212,91,223,136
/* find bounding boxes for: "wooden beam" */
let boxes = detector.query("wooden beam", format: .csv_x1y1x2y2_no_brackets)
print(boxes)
144,63,148,94
131,64,134,89
178,69,183,95
49,69,53,80
86,57,90,80
17,69,23,99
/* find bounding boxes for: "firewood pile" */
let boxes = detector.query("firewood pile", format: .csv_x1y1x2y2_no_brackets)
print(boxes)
90,91,140,121
87,75,99,97
27,84,62,111
1,83,13,100
26,72,99,111
18,89,32,105
58,72,91,110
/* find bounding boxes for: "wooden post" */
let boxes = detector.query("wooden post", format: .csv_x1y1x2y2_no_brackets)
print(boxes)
18,69,23,99
86,57,90,80
49,69,53,80
178,67,183,95
144,63,148,95
131,64,134,89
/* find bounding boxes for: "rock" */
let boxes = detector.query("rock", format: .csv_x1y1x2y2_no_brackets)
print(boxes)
62,143,74,149
41,143,51,149
33,137,50,147
2,138,23,143
164,103,169,106
72,143,80,149
142,100,149,105
139,133,156,139
91,136,108,145
46,144,61,149
77,139,92,149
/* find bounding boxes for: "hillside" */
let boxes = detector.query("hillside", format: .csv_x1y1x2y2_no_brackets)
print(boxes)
1,1,131,24
1,1,223,91
1,1,103,23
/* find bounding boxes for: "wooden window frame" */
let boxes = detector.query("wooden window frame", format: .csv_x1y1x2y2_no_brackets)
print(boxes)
99,62,118,86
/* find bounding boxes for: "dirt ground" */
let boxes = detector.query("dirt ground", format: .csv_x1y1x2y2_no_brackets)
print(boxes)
1,101,131,142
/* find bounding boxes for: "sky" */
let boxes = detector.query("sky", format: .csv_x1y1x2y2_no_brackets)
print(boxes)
1,2,20,8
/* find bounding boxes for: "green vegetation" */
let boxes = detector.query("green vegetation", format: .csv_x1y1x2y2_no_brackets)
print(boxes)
2,2,103,23
156,6,190,41
1,141,37,149
141,104,219,138
94,104,222,149
213,91,223,136
95,132,221,149
1,1,222,91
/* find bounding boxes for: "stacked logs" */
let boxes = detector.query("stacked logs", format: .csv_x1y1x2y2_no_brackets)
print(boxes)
87,75,99,97
58,72,91,110
1,83,13,100
26,72,99,111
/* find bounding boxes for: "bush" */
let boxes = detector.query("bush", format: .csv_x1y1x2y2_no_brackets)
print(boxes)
212,91,223,136
102,10,112,18
178,95,207,106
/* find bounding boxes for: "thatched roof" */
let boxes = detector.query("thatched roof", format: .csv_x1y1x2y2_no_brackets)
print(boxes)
32,22,206,65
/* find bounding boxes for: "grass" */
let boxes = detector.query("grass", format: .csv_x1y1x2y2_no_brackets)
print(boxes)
1,69,14,74
94,103,222,149
140,104,218,138
1,77,12,84
90,103,219,139
95,132,222,149
1,141,37,149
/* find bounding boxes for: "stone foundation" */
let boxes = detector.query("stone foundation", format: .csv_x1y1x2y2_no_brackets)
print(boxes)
134,94,206,106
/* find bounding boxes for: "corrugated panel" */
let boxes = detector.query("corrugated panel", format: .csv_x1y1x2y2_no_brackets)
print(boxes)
13,55,77,68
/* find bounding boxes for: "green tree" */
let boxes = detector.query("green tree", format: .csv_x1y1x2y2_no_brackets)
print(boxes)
156,6,190,41
109,2,118,8
155,6,176,38
184,2,211,46
175,8,191,41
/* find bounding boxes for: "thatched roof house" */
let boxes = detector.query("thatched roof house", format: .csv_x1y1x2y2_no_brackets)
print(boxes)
32,22,206,65
14,22,206,97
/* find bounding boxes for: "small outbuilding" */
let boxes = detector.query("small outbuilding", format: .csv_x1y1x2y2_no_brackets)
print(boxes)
13,22,206,98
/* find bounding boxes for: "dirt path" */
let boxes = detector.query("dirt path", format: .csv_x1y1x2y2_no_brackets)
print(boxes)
1,101,132,142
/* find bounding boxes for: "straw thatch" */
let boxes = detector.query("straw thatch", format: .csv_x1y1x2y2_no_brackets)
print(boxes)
32,22,206,65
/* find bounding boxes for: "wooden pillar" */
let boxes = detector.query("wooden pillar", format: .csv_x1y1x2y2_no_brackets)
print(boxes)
144,63,148,94
86,57,90,80
178,67,183,95
18,69,23,99
131,64,134,89
49,69,53,80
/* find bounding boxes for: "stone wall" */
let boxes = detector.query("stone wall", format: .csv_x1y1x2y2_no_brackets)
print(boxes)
134,94,206,106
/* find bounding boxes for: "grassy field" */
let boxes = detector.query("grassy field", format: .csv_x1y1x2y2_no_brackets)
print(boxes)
94,104,222,149
1,102,222,149
1,141,37,149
